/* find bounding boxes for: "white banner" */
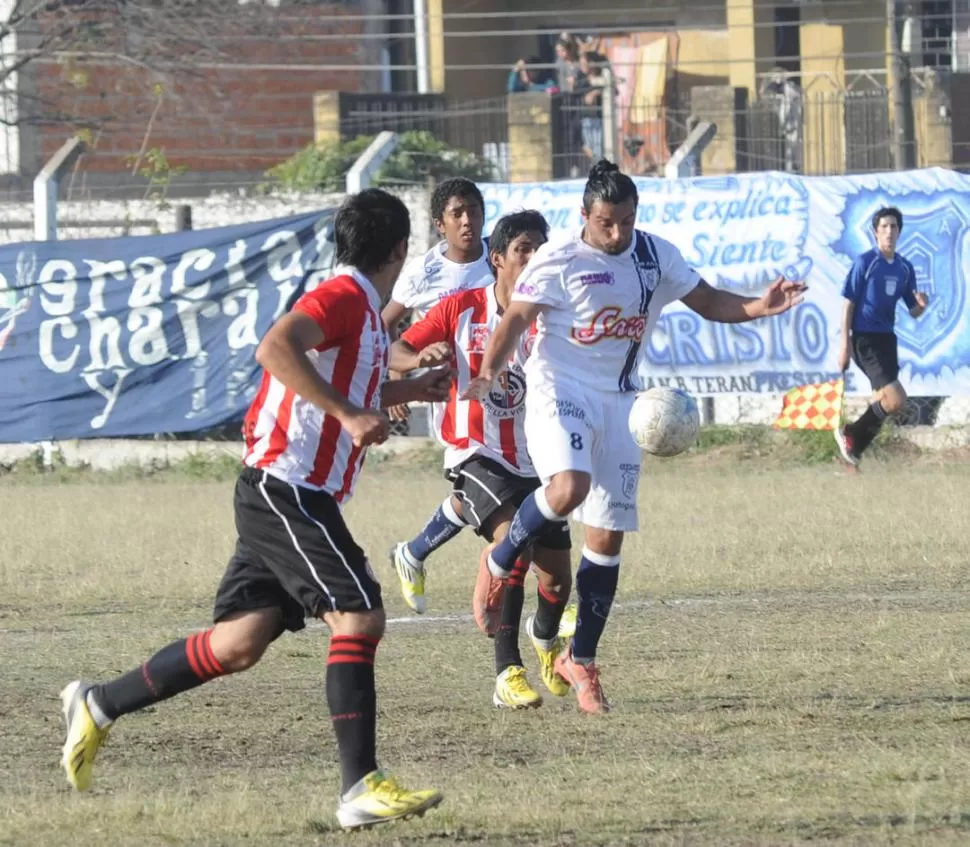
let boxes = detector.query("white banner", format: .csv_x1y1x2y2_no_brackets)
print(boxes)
481,168,970,396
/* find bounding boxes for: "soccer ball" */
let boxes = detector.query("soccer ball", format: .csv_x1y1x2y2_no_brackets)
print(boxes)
628,387,700,457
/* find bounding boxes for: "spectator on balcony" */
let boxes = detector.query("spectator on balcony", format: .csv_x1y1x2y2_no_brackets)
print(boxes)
508,57,559,93
555,34,582,92
760,67,803,173
575,50,610,164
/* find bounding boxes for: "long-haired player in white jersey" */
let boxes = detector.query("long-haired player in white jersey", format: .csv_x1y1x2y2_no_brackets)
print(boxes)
463,161,806,714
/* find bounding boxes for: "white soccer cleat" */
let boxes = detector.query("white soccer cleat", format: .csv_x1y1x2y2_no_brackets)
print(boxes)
390,543,426,614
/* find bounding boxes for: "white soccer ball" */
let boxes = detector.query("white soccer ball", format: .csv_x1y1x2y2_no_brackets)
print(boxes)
628,387,700,457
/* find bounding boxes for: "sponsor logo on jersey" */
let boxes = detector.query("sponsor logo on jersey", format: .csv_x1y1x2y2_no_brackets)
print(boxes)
549,399,586,421
571,306,647,345
578,271,614,286
486,368,527,419
885,276,898,297
514,280,539,296
619,463,640,500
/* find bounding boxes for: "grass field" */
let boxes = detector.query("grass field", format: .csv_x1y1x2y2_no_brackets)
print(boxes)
2,445,970,846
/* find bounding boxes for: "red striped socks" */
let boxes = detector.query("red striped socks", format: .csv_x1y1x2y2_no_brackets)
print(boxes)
89,628,228,725
186,629,225,682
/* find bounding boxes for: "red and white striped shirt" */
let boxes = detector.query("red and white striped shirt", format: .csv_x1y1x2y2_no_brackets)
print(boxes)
402,284,535,477
243,269,388,502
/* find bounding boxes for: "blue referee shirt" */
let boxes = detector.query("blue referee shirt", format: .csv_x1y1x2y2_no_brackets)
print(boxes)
841,248,918,334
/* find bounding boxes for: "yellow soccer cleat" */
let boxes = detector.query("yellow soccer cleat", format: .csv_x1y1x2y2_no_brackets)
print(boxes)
389,543,426,614
526,614,570,697
336,770,443,830
558,603,578,639
60,681,110,791
492,665,543,709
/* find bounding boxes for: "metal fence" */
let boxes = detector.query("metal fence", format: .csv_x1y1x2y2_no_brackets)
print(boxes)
336,92,510,180
292,84,952,191
321,72,960,185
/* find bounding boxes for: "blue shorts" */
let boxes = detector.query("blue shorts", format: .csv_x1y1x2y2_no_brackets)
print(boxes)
582,118,604,160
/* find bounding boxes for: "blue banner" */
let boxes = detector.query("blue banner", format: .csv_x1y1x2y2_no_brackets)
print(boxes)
0,210,336,442
481,167,970,396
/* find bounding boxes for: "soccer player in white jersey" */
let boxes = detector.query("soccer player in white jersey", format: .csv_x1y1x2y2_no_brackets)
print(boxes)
464,161,806,714
387,211,574,709
381,178,497,566
58,189,451,830
382,177,493,335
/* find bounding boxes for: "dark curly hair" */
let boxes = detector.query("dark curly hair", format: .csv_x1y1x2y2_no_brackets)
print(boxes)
431,178,485,223
488,210,549,260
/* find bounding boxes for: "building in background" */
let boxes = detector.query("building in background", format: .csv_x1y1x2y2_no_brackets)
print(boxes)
0,0,386,198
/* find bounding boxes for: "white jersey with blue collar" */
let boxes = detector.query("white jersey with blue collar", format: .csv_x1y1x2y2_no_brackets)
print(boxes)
512,228,700,393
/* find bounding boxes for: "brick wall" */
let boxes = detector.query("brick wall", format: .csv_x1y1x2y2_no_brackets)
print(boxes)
32,4,368,180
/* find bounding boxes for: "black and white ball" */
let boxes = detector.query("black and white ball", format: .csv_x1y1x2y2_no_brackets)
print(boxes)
628,387,700,457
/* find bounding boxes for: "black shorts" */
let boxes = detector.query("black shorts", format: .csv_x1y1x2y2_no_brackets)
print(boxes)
213,468,382,632
851,332,899,391
447,455,571,551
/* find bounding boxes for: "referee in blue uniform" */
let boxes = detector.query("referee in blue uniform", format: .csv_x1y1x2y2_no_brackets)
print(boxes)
835,206,929,466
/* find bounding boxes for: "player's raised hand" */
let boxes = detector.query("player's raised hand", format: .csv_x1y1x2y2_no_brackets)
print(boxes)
460,372,495,401
343,408,391,447
418,342,452,368
411,368,455,403
760,276,807,317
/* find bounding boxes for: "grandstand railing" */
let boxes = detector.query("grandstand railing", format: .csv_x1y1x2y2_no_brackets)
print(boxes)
324,71,958,184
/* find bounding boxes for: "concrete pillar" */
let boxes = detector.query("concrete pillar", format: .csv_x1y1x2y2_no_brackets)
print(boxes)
428,0,445,93
314,92,341,147
507,93,554,183
799,23,846,174
726,0,775,100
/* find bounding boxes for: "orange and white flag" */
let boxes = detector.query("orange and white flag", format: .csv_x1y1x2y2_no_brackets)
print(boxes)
773,378,845,431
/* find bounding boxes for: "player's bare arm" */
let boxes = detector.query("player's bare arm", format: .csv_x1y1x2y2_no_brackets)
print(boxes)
461,300,543,400
389,339,453,373
838,299,855,372
255,311,388,447
381,299,410,342
681,276,806,323
381,368,453,407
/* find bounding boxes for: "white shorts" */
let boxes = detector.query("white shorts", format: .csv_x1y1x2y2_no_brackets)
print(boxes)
524,378,641,532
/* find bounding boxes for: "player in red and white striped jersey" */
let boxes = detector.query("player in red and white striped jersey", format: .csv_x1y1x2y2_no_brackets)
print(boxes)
59,190,449,831
387,211,574,710
242,269,389,503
